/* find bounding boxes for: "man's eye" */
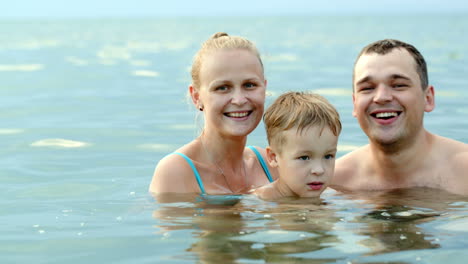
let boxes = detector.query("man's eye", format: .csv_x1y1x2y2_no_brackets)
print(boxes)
393,83,408,88
244,82,257,88
359,86,374,92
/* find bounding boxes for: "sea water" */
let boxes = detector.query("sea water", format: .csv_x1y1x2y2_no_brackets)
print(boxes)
1,15,467,263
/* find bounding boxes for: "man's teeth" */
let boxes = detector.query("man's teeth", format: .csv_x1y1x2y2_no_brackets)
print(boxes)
227,112,249,118
376,112,398,118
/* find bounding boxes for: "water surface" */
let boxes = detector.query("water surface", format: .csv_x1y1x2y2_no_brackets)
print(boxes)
1,15,467,263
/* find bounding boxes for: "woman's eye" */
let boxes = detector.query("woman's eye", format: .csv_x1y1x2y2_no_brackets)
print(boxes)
215,85,228,91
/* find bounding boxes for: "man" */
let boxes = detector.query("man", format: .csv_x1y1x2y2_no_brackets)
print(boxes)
332,39,468,195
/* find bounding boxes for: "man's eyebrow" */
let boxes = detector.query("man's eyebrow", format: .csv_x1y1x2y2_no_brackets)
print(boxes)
389,74,411,81
355,76,371,86
355,74,412,86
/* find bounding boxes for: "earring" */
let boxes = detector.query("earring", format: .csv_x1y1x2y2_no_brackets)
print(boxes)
199,105,203,111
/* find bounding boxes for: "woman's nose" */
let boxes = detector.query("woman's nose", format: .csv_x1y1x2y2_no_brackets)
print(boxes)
231,88,248,105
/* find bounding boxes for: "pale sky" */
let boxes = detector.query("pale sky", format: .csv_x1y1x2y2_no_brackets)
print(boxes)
2,0,468,18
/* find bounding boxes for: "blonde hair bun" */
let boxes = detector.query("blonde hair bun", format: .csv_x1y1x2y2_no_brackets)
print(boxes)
211,32,229,39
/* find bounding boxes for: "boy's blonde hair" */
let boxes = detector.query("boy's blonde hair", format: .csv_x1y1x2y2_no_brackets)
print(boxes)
191,32,264,90
264,91,341,153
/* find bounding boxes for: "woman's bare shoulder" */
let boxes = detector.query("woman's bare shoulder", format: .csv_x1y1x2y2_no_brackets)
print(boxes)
245,145,279,180
149,151,199,194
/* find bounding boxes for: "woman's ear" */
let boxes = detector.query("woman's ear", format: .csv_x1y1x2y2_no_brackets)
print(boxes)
266,146,278,168
189,84,201,108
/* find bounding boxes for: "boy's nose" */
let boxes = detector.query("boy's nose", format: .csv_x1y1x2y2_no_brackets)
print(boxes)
310,161,325,176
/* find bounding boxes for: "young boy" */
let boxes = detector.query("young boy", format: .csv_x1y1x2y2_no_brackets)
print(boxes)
254,91,342,199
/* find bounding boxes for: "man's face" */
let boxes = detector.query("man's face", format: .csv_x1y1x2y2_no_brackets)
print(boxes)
352,48,434,147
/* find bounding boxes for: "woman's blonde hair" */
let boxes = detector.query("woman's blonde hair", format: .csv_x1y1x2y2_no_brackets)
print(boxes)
190,32,263,89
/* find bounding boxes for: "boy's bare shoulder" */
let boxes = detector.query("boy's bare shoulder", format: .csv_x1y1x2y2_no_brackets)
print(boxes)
252,183,279,200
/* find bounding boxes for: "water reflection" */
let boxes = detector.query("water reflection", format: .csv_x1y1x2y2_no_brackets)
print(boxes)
151,188,468,263
152,193,341,263
338,188,468,256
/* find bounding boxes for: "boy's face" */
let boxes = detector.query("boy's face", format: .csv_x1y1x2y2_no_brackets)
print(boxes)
267,125,338,198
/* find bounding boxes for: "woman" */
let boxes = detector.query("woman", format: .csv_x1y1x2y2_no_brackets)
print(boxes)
149,32,277,195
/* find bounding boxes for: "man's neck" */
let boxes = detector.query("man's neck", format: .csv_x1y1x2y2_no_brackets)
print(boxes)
369,129,434,182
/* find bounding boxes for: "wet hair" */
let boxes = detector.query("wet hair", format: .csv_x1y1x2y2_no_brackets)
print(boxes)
190,32,264,89
353,39,428,90
264,91,341,153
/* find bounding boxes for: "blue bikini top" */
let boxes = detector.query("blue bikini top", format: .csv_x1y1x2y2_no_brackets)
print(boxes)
172,146,273,194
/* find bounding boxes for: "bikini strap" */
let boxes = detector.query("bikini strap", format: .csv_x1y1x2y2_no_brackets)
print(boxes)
247,146,273,183
172,152,206,194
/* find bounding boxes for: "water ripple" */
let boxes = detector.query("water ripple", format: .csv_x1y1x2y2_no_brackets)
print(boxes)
30,138,91,148
0,64,44,72
0,128,24,135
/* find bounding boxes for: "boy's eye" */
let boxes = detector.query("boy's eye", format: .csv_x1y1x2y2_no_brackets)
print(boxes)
324,154,335,160
298,156,310,161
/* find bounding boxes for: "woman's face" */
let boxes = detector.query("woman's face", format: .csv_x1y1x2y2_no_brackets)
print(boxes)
195,49,266,138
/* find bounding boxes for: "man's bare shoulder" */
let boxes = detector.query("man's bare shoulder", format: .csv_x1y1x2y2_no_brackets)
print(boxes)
434,134,467,150
435,136,468,192
432,135,468,167
430,135,468,195
335,145,370,174
332,145,370,189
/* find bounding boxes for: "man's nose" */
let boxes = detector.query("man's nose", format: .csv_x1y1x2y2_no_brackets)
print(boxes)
373,84,393,103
